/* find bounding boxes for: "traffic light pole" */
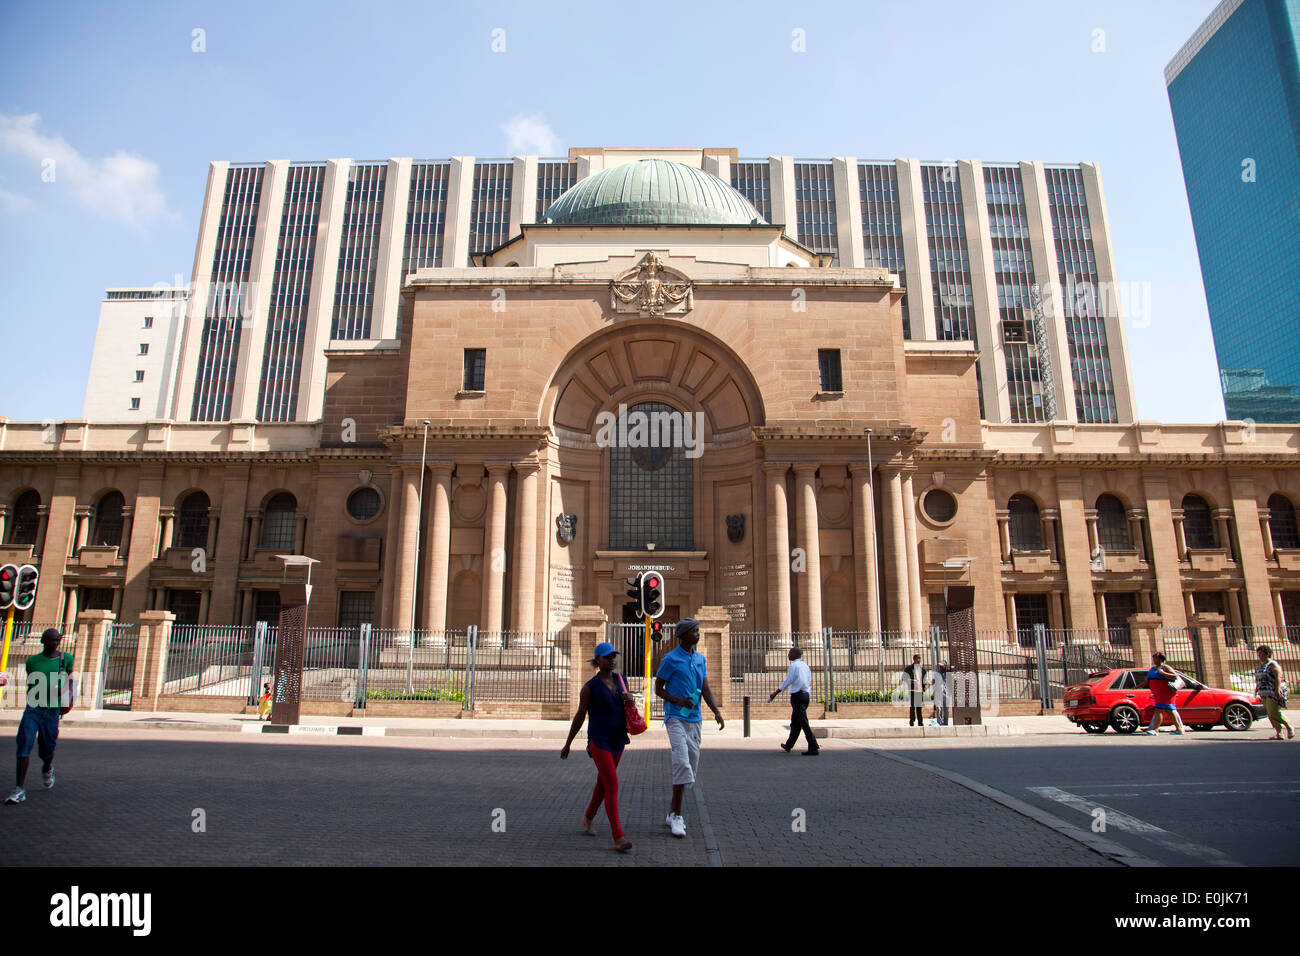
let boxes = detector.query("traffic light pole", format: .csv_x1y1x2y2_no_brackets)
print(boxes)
643,615,652,724
0,606,13,678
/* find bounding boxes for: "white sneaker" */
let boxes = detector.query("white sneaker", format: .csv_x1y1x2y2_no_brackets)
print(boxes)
668,813,686,838
42,769,54,790
4,787,25,805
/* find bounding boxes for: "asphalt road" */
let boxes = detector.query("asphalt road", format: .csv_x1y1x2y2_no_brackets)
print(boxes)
4,729,1117,867
885,729,1300,867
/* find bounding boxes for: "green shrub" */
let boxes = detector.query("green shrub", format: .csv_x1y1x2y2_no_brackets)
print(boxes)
365,686,466,702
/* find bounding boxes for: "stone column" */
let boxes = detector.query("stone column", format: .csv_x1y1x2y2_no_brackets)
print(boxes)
764,465,793,635
380,468,403,626
510,462,540,640
1128,509,1147,561
197,589,211,626
1041,509,1059,562
1004,592,1018,639
131,609,176,712
34,506,49,559
1227,475,1278,628
567,605,608,719
157,508,175,557
885,468,911,633
1183,591,1196,624
1172,510,1188,560
245,510,261,560
1128,613,1163,668
694,606,732,712
1226,589,1243,629
1141,474,1187,629
63,588,79,629
119,506,134,560
420,465,454,643
902,471,923,632
996,512,1011,562
0,504,8,544
1188,612,1228,688
849,464,880,635
1260,511,1275,559
480,465,510,643
1085,511,1099,553
74,506,92,553
293,511,307,555
1273,590,1287,631
793,465,823,638
1095,592,1108,636
75,609,115,711
392,465,422,647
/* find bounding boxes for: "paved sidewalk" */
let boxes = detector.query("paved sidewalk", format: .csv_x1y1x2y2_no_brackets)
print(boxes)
0,705,1077,740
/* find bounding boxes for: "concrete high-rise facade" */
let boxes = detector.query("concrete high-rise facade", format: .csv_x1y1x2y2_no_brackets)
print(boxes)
1166,0,1300,422
105,148,1138,431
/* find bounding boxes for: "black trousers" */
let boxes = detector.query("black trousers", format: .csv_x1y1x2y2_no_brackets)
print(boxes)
909,700,924,726
785,691,818,751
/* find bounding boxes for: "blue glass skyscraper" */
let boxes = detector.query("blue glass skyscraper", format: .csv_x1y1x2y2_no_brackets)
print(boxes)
1166,0,1300,422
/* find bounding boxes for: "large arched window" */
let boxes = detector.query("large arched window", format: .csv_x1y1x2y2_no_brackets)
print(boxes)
1181,494,1216,549
260,493,298,551
1269,493,1300,550
1008,494,1043,551
92,491,125,547
608,402,694,550
1095,494,1131,551
8,490,40,545
177,492,211,549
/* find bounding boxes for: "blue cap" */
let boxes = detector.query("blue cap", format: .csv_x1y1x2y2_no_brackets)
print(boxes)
588,641,618,663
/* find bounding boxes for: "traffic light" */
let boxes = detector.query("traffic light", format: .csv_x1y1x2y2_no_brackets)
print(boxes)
641,572,665,620
0,564,15,610
650,620,664,642
625,574,644,619
13,564,38,611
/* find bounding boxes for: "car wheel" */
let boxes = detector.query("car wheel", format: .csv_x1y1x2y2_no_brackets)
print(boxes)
1223,703,1253,732
1082,722,1108,734
1110,705,1140,734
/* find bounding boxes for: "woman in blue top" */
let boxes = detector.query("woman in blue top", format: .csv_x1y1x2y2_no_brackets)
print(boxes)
561,641,633,852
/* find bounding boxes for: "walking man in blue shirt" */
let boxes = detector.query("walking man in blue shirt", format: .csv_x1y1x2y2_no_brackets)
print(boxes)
654,618,723,838
769,646,819,755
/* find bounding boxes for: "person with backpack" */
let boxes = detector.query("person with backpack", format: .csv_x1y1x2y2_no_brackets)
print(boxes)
561,641,635,852
1255,644,1292,740
1140,651,1186,736
6,628,74,805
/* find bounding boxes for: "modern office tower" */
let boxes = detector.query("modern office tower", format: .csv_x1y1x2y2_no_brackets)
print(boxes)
83,288,188,420
1166,0,1300,422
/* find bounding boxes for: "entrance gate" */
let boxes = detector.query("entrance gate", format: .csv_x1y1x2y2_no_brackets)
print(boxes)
100,623,139,710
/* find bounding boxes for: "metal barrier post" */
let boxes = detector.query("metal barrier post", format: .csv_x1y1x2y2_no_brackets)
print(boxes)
248,621,267,705
357,623,371,709
822,626,835,713
743,696,751,737
405,632,415,694
1034,623,1052,710
466,624,478,711
97,629,112,711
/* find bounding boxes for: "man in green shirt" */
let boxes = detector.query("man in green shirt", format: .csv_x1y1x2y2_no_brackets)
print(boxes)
5,628,73,805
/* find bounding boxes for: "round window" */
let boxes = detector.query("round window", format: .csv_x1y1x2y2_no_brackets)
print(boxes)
922,488,957,524
346,487,381,522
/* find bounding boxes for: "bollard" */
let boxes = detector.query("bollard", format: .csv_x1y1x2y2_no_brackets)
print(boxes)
743,696,751,737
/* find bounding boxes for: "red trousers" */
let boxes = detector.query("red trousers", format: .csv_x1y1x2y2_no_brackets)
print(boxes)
585,743,623,839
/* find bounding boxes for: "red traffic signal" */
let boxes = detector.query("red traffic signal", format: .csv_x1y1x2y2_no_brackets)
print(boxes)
0,564,16,610
625,574,644,618
650,620,664,642
13,564,38,611
640,573,665,620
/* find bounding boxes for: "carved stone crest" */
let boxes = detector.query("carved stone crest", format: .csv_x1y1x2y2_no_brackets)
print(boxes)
556,513,578,544
610,251,693,317
726,513,745,543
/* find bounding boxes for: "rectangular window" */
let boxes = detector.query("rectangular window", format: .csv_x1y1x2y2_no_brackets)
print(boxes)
143,317,153,329
463,348,486,391
138,343,148,355
129,398,140,410
818,349,843,392
1013,593,1051,648
134,370,145,382
338,591,375,629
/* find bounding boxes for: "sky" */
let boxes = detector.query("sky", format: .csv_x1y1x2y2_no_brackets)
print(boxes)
0,0,1226,424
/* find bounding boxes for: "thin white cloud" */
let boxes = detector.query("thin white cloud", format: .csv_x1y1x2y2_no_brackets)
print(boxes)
0,187,32,214
501,113,560,157
0,112,170,227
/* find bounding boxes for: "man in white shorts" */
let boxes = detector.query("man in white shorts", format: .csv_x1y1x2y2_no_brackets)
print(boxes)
653,618,724,838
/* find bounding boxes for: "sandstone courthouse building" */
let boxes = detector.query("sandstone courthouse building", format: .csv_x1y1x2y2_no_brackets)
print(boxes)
5,147,1300,651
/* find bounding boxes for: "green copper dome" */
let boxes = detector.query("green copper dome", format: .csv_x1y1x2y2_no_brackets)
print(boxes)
542,159,766,226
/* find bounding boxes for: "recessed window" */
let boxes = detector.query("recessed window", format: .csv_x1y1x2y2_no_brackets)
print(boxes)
922,488,958,524
346,487,381,522
129,398,140,410
134,370,145,382
463,349,486,391
818,349,842,392
138,343,149,355
143,317,154,329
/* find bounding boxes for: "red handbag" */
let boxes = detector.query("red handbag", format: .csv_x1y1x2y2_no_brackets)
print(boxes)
619,674,647,735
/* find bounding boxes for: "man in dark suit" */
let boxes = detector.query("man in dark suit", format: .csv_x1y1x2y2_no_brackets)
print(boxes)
902,654,927,727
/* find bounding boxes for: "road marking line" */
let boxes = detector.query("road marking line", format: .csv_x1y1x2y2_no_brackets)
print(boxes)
1079,780,1293,788
691,780,723,868
834,741,1159,867
1028,786,1241,866
1078,789,1300,798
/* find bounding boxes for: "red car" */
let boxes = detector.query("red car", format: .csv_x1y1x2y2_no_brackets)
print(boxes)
1063,667,1266,734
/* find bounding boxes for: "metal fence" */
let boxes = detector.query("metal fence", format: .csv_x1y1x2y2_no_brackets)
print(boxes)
607,622,675,717
164,624,261,698
100,623,139,709
360,627,469,707
464,630,569,704
1223,625,1299,696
